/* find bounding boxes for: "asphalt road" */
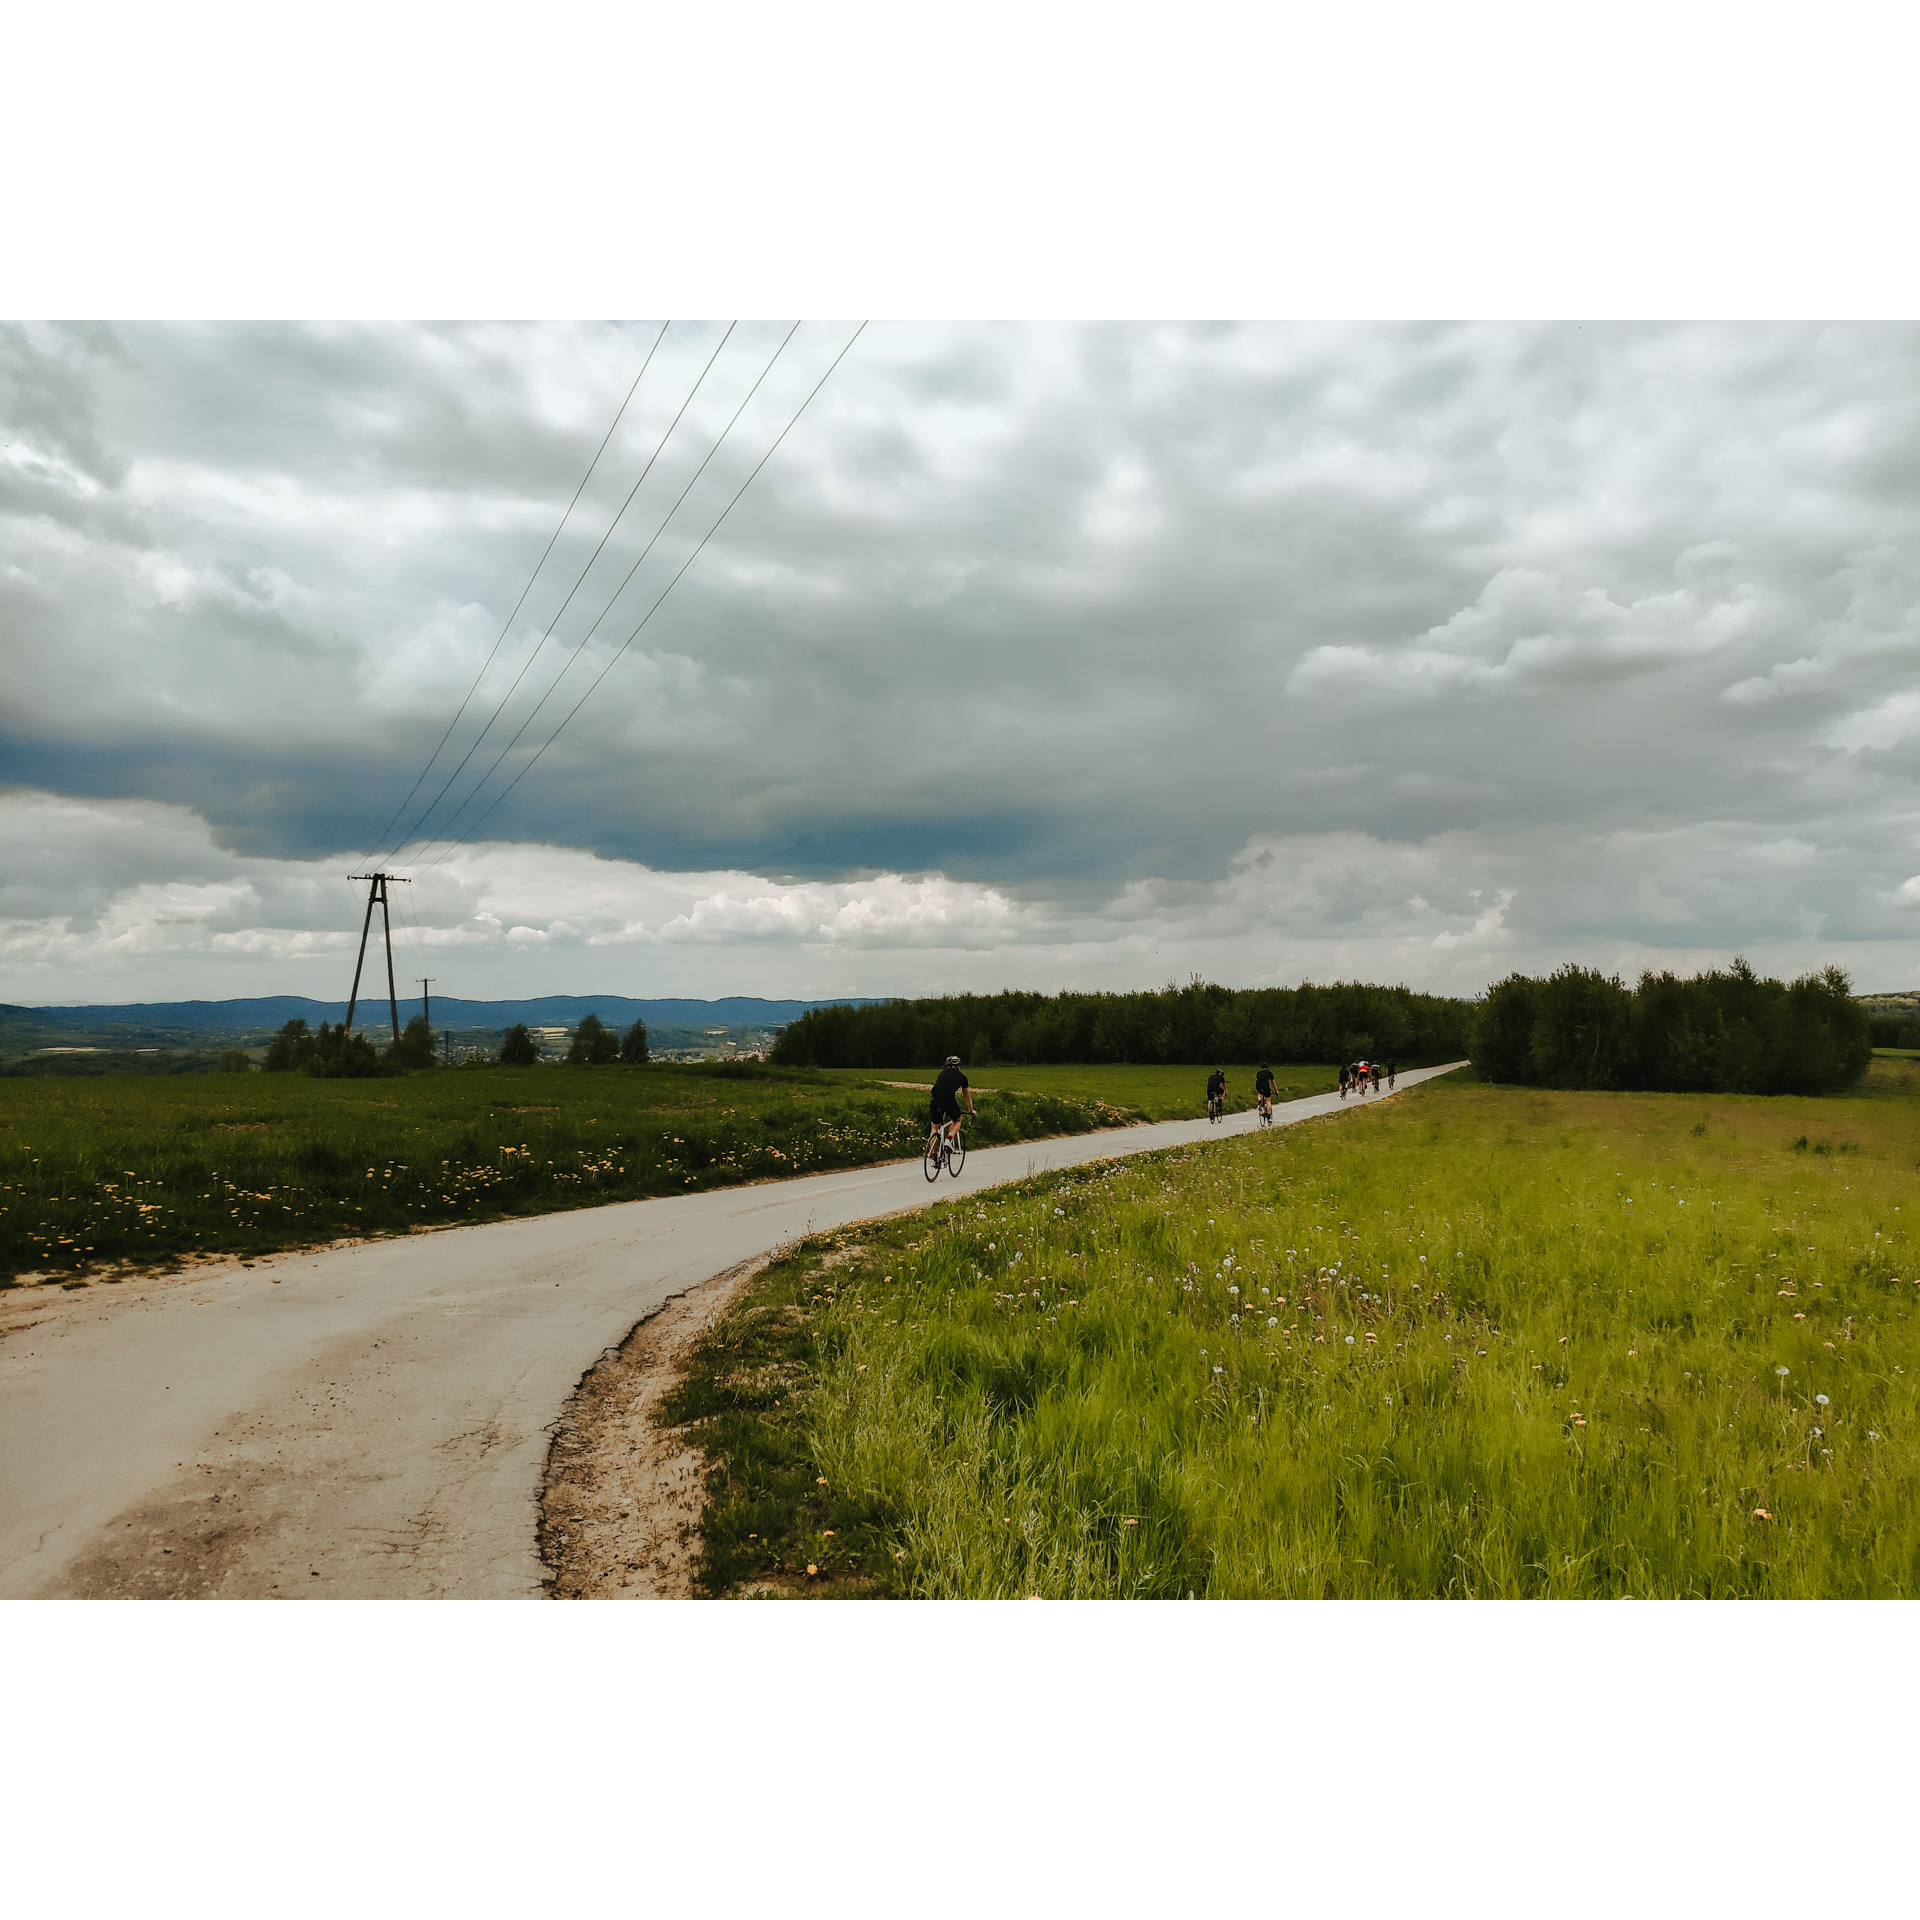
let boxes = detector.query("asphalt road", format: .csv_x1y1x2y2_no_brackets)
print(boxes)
0,1063,1462,1599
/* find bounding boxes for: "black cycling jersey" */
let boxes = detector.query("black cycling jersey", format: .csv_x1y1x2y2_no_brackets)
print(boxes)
1254,1068,1275,1096
1206,1072,1226,1097
930,1063,969,1120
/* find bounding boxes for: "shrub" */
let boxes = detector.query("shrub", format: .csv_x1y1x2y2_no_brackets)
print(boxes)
499,1023,539,1067
619,1019,650,1064
216,1049,253,1074
307,1022,384,1078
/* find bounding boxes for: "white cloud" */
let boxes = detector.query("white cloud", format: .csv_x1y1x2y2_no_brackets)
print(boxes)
1289,564,1763,703
1823,691,1920,753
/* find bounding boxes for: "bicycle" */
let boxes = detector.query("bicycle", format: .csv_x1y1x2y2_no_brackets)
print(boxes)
1257,1097,1274,1128
1207,1092,1225,1124
923,1121,967,1181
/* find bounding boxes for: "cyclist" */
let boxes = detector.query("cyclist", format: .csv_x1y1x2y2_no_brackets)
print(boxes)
1254,1062,1276,1122
1387,1056,1397,1090
1206,1066,1227,1122
1338,1063,1350,1099
929,1054,974,1156
1371,1061,1384,1093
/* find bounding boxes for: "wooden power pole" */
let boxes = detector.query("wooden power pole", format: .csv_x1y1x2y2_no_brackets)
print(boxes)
344,872,411,1044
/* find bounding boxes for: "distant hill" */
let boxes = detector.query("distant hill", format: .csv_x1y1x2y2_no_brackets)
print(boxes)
0,994,882,1035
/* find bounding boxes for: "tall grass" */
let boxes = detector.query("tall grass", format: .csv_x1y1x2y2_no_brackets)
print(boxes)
684,1066,1920,1597
0,1064,1117,1278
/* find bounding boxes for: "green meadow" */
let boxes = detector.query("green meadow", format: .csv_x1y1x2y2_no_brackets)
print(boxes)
668,1059,1920,1597
815,1060,1342,1121
0,1063,1120,1281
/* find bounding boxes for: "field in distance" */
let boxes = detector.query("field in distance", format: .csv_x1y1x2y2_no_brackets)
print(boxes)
665,1055,1920,1598
818,1061,1344,1121
0,1063,1124,1283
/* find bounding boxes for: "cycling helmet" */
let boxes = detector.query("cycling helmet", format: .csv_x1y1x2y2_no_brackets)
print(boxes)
945,1055,961,1068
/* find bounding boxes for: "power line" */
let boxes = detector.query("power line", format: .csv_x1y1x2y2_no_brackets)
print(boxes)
403,322,802,868
362,321,667,861
417,322,867,873
380,322,739,865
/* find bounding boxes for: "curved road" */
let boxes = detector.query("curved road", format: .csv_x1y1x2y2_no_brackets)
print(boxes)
0,1064,1462,1598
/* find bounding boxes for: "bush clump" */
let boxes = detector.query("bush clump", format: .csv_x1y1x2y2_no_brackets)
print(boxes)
1471,960,1871,1094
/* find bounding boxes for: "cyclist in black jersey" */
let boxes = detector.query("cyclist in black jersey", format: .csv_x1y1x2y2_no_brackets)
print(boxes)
929,1055,974,1156
1205,1067,1227,1122
1253,1063,1276,1122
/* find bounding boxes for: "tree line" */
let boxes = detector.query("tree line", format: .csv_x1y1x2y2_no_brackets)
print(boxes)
1469,961,1872,1094
259,1012,647,1074
770,979,1474,1070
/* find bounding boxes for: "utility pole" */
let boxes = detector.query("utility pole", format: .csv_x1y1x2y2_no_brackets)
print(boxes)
418,978,434,1029
344,873,411,1045
442,1029,452,1066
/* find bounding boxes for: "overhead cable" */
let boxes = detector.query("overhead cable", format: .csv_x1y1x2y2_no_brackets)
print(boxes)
362,321,667,861
403,321,802,868
381,322,739,864
417,322,867,872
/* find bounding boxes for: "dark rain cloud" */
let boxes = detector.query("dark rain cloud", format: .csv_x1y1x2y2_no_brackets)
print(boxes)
5,320,1920,995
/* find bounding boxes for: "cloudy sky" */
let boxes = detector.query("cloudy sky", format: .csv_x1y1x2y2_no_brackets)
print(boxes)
4,319,1919,1006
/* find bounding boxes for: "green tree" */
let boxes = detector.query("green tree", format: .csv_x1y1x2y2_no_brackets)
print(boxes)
387,1014,437,1070
307,1022,384,1078
567,1013,619,1064
216,1048,253,1074
263,1018,316,1073
499,1023,539,1066
619,1019,650,1063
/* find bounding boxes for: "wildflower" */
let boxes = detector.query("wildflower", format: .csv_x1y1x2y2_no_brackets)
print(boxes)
1815,1393,1829,1406
1269,1316,1278,1327
1811,1427,1822,1438
1776,1366,1789,1378
1213,1365,1224,1375
1869,1430,1881,1440
807,1563,819,1575
1751,1508,1772,1522
1345,1335,1355,1346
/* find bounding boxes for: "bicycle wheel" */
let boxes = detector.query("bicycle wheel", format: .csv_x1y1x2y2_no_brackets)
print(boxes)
946,1128,966,1176
923,1134,942,1182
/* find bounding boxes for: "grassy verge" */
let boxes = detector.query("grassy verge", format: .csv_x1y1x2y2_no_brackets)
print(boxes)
666,1059,1920,1597
814,1061,1343,1121
0,1062,1126,1282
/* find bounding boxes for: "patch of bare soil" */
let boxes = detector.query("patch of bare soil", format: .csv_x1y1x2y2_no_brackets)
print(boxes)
539,1255,769,1599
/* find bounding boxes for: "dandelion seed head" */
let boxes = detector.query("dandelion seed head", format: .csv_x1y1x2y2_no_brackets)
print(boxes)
1815,1393,1830,1406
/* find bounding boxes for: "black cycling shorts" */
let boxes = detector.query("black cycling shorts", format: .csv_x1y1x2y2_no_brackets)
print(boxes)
930,1098,960,1125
